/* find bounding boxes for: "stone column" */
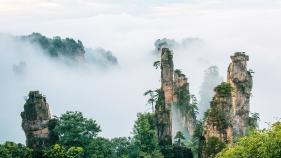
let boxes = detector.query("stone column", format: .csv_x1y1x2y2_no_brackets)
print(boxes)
21,91,52,149
156,48,174,145
227,52,253,139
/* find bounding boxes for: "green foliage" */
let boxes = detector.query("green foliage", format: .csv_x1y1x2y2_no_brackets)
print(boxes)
247,69,255,77
111,137,132,158
139,150,164,158
173,83,198,118
232,78,248,91
153,61,161,69
234,52,247,57
191,120,204,157
185,141,196,157
21,32,85,59
189,108,225,158
250,112,260,121
189,95,199,118
214,82,234,97
173,146,194,158
143,89,159,112
174,131,185,146
43,144,68,158
216,122,281,158
54,111,101,149
245,125,255,137
48,118,60,145
203,109,210,121
67,147,84,158
43,144,84,158
160,145,174,158
173,83,190,106
84,137,113,158
174,69,182,75
0,141,33,158
154,88,164,112
208,107,229,134
153,88,170,143
204,137,226,158
132,113,158,154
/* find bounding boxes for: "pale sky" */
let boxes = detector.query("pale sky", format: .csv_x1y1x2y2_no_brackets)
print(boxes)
1,0,281,143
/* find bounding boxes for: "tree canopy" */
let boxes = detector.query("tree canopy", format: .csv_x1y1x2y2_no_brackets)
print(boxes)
53,111,101,148
216,122,281,158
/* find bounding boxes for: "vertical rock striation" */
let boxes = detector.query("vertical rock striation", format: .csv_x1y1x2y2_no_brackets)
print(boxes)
156,48,173,145
227,52,253,138
173,71,196,141
21,91,52,149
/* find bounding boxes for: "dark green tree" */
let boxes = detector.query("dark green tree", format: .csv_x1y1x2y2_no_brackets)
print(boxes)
153,61,161,69
174,131,185,146
84,137,114,158
132,113,162,157
204,137,226,158
54,111,101,149
111,137,132,158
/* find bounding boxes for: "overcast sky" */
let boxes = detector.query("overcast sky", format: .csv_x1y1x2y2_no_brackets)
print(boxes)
1,0,281,144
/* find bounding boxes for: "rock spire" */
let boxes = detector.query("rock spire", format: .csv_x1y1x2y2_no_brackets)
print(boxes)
21,91,53,149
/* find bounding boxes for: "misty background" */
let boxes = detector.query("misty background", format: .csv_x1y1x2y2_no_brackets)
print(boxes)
1,0,281,144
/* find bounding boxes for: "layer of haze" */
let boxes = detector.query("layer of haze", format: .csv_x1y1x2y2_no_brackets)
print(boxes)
1,0,281,144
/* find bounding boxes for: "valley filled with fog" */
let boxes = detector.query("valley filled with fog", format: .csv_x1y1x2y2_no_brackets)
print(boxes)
1,0,281,145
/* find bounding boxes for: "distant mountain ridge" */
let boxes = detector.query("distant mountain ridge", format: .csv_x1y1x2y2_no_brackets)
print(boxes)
2,32,118,67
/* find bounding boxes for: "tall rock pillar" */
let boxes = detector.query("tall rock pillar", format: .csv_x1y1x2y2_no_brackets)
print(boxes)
173,71,196,141
156,48,173,145
201,52,254,157
227,52,253,138
21,91,52,149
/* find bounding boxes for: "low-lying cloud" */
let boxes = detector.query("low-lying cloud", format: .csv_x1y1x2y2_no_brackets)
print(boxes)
1,0,281,144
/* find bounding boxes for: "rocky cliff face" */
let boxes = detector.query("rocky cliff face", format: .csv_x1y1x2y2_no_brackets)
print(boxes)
203,83,233,143
201,52,253,157
202,82,234,158
21,91,52,149
173,71,196,141
227,52,253,138
155,48,173,145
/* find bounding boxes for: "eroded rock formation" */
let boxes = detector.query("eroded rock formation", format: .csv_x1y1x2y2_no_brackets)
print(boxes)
202,52,254,157
155,48,174,145
173,71,196,141
227,52,253,138
203,83,233,144
21,91,53,149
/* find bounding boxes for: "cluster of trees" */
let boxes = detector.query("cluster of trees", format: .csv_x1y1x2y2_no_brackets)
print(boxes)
216,122,281,158
21,33,85,59
1,111,190,158
17,33,118,66
2,107,277,158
